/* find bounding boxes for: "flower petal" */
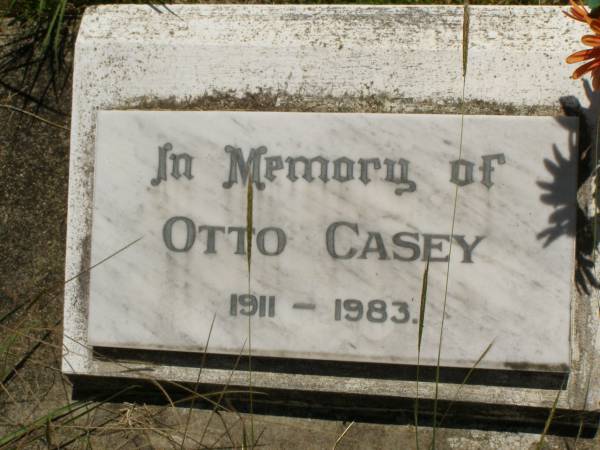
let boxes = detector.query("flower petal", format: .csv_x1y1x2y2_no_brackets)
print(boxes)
564,10,586,22
566,0,589,23
572,58,600,79
567,47,600,63
589,19,600,34
582,34,600,46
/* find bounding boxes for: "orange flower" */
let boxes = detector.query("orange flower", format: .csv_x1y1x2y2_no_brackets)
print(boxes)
566,0,600,89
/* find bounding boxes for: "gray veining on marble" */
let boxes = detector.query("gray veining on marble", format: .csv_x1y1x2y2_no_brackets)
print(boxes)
86,111,576,371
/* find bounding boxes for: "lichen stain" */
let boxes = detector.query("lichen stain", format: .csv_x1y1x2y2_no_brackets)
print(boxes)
111,88,563,116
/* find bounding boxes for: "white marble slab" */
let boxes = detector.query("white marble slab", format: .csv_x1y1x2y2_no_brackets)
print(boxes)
87,111,576,371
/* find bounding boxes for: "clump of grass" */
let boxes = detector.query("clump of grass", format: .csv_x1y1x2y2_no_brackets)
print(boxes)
0,1,172,111
1,0,77,110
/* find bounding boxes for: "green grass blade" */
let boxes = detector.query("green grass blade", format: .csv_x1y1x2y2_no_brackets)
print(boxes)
437,340,494,430
432,3,470,447
0,332,19,380
201,338,248,447
462,1,469,77
7,0,18,13
333,421,354,450
536,378,566,450
0,401,91,447
242,420,249,450
37,0,46,15
181,312,217,449
1,385,140,448
414,258,430,450
65,237,143,285
40,0,62,53
246,173,253,275
52,0,67,59
246,171,255,445
574,417,585,446
417,259,430,353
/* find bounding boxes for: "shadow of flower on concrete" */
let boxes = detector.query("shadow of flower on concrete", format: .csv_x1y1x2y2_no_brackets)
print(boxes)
539,80,600,295
537,143,577,247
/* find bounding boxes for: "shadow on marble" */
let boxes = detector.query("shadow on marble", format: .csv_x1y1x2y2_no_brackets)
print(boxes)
539,82,600,295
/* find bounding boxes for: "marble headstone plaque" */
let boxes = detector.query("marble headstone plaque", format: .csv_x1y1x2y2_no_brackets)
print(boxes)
88,111,575,371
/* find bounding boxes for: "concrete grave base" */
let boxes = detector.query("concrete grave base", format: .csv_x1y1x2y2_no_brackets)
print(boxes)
62,4,600,436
